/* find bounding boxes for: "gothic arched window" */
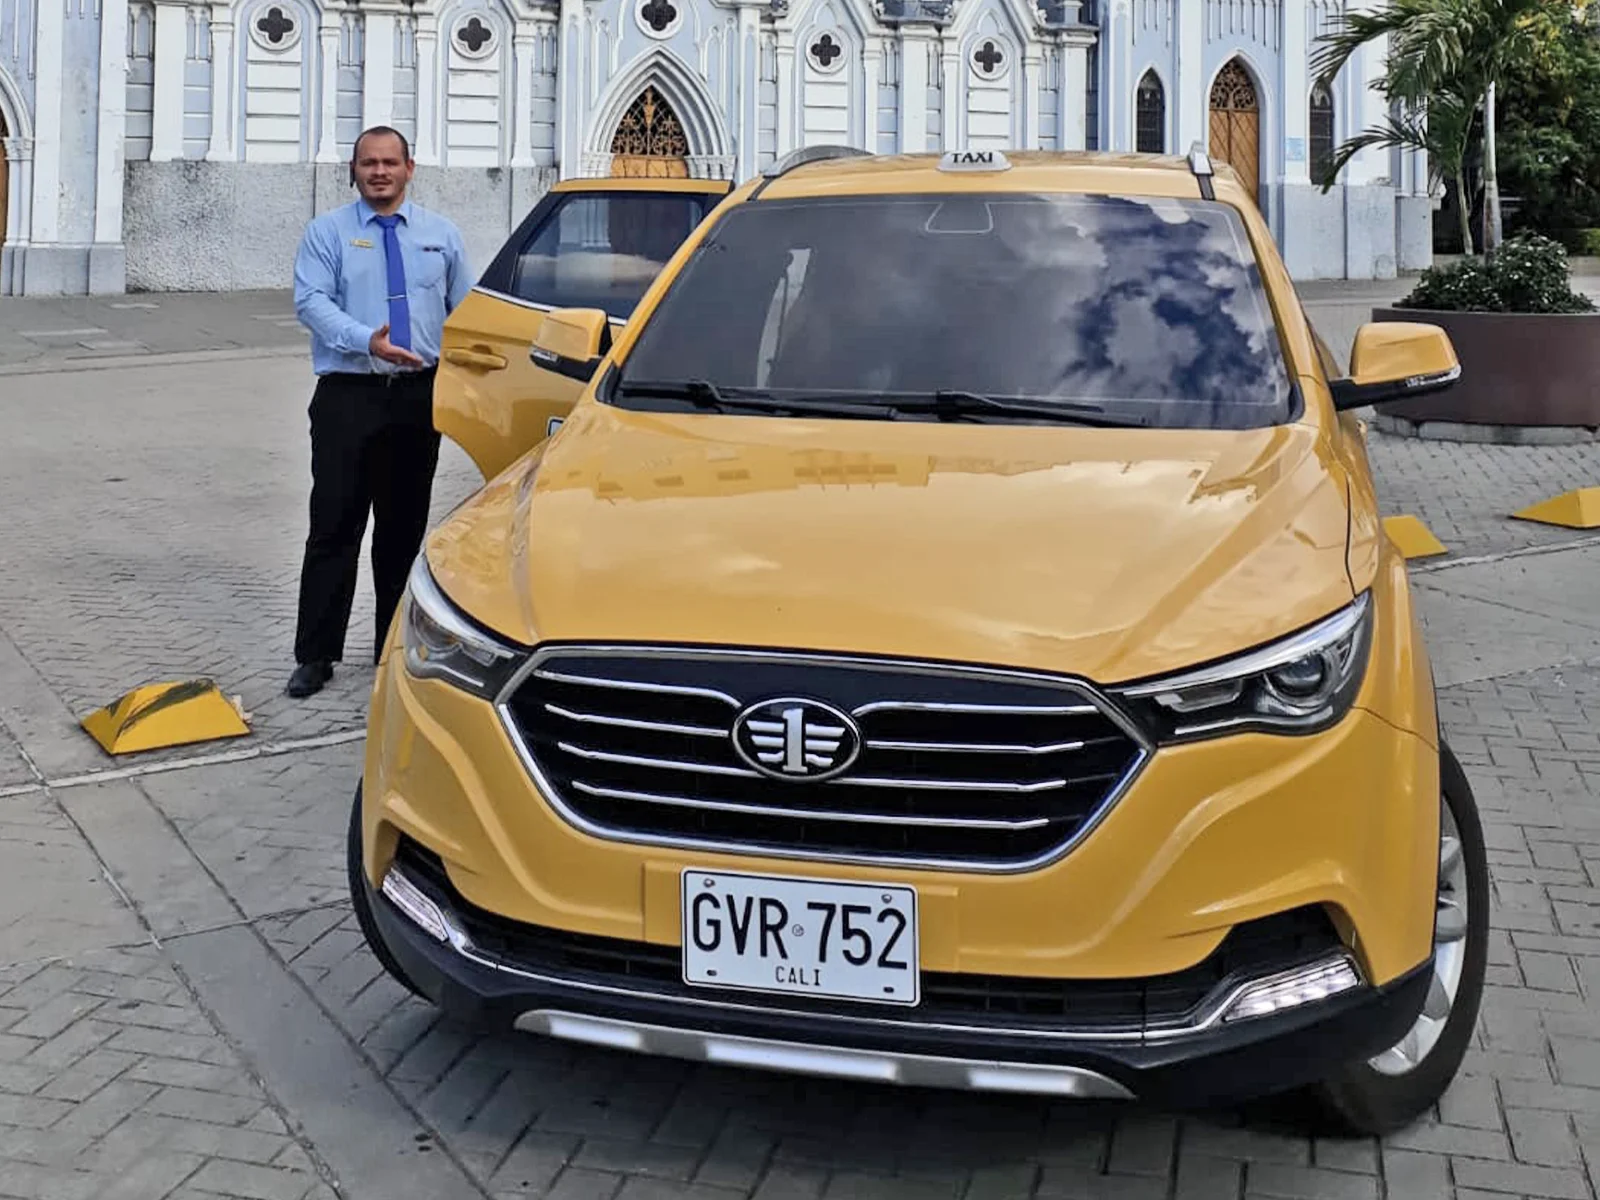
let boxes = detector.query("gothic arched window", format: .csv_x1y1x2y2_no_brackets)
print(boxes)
1310,84,1336,185
1135,71,1165,154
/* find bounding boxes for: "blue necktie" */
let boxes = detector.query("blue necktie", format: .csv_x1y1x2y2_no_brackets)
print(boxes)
374,214,412,351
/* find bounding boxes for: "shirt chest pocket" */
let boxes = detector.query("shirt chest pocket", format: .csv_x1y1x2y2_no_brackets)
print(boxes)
408,245,449,293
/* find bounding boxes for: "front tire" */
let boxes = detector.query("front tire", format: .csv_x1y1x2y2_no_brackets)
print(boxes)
348,781,430,1002
1312,740,1489,1135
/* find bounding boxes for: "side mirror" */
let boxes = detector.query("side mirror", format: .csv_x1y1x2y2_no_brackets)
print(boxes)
530,308,612,381
1329,321,1461,411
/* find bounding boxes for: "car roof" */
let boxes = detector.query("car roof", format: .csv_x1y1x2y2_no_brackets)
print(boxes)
751,149,1238,203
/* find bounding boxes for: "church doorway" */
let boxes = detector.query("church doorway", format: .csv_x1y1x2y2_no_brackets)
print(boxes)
1208,59,1260,204
609,86,690,178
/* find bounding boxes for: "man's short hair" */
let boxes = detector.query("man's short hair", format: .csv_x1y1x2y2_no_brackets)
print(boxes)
352,125,413,163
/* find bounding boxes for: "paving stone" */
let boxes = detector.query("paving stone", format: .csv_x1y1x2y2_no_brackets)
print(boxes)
1243,1163,1380,1200
547,1168,629,1200
750,1166,828,1200
1504,1108,1582,1168
615,1182,749,1200
0,945,322,1200
963,1164,1042,1200
1449,1157,1592,1199
1379,1147,1452,1200
1311,1139,1379,1175
1034,1169,1169,1199
182,1159,316,1200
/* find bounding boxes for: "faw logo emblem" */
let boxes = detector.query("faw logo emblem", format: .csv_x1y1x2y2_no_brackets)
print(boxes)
732,698,862,781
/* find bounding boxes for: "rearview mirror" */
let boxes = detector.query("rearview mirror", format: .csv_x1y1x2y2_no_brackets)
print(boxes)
530,308,612,381
1329,322,1461,411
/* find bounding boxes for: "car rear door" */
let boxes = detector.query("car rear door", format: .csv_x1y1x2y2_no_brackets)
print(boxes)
435,178,734,481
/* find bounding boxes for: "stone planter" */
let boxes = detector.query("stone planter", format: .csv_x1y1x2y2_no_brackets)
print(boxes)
1371,306,1600,444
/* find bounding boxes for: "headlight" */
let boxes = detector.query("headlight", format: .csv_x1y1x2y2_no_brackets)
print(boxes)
1113,592,1372,743
400,556,525,699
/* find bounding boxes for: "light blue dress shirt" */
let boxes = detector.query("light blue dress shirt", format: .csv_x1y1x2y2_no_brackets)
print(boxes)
293,197,473,376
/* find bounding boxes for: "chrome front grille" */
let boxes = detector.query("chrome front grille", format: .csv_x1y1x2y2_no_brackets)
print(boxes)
499,647,1150,871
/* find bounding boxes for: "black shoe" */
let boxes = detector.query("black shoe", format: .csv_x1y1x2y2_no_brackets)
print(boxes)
286,660,333,698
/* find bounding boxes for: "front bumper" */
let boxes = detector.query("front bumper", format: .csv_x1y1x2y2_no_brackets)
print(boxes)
368,843,1432,1109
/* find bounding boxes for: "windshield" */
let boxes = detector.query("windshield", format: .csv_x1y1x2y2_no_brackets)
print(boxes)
612,193,1296,428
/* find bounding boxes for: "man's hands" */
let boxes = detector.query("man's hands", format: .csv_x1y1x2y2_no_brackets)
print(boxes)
369,324,426,368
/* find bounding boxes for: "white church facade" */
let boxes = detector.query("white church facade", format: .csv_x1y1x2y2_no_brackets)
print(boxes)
0,0,1435,296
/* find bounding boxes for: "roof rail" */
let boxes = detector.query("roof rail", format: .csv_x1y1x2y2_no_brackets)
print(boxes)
760,144,873,180
1187,141,1216,200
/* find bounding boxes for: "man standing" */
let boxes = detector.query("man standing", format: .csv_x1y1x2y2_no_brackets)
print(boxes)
286,125,471,698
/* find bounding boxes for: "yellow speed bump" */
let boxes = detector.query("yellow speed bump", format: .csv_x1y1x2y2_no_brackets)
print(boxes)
81,679,251,756
1512,487,1600,529
1383,515,1448,559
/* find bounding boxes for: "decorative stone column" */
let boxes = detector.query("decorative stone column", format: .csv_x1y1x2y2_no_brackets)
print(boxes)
150,0,190,161
862,35,882,153
896,25,932,153
316,12,342,161
555,0,584,177
1022,45,1041,149
1281,0,1309,185
734,0,763,178
1172,0,1203,153
96,0,130,250
206,5,236,160
1,135,34,294
774,28,796,158
414,11,440,164
1057,28,1093,150
939,38,960,150
511,20,538,166
361,0,400,130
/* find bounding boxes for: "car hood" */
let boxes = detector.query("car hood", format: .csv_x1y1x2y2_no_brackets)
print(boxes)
425,403,1356,686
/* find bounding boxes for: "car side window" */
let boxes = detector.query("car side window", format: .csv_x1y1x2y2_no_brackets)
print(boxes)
503,192,714,320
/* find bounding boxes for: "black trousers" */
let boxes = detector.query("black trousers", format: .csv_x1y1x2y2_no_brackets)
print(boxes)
293,369,441,666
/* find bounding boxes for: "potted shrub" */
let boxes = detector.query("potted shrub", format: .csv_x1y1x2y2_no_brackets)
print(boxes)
1373,231,1600,435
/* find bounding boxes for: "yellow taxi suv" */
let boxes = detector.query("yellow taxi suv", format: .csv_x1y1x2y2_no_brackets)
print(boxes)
352,145,1489,1135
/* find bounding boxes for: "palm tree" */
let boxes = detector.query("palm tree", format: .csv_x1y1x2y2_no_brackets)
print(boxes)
1311,0,1551,254
1313,88,1478,255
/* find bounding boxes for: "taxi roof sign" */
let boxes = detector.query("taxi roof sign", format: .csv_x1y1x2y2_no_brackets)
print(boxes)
938,149,1012,173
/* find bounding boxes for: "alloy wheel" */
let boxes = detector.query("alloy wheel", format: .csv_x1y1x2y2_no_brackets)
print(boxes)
1368,795,1468,1076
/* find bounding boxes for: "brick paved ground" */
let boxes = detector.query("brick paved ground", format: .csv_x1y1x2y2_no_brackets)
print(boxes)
0,300,1598,1197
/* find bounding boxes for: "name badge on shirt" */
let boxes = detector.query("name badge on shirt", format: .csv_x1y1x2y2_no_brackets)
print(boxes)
351,237,374,249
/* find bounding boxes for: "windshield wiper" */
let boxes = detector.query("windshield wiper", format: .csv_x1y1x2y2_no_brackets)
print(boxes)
613,382,1149,428
614,380,886,420
889,391,1151,428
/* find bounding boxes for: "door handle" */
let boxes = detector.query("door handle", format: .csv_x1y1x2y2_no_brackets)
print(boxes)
444,347,508,371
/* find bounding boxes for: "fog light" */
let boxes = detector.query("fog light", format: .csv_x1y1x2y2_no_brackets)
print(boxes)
381,867,451,943
1220,956,1362,1023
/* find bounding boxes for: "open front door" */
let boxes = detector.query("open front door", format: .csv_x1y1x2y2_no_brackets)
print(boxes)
435,178,733,481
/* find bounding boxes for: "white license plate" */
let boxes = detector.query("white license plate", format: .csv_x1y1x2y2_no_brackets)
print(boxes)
681,869,920,1006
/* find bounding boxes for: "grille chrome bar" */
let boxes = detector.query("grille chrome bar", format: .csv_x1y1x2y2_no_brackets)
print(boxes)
544,703,726,739
558,740,1076,794
557,742,761,778
570,781,1053,831
853,699,1099,717
533,669,740,707
865,738,1088,755
834,774,1075,794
